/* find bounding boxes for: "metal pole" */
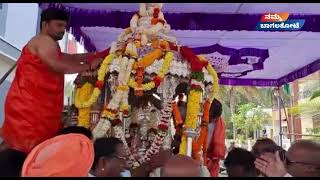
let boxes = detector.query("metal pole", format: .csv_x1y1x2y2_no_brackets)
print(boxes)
276,87,283,147
185,128,196,157
289,92,295,142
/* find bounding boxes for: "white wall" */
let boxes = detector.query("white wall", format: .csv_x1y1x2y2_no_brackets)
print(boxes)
4,3,39,50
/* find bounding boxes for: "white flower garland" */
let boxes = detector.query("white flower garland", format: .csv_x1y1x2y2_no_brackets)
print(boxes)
113,125,140,168
92,117,111,140
140,100,172,163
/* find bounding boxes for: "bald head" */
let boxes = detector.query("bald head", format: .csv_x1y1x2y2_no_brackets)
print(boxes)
286,140,320,177
287,140,320,163
161,155,201,177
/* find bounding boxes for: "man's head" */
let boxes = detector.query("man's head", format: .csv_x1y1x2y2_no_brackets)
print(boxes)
209,98,222,123
285,140,320,177
161,154,201,177
57,126,93,140
21,134,94,177
252,138,282,158
40,8,69,41
92,137,127,177
224,148,257,177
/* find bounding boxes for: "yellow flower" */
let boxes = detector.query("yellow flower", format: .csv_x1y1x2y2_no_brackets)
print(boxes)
197,55,220,101
76,82,94,128
128,51,173,91
75,54,115,108
117,85,130,91
207,64,219,100
179,135,188,155
120,103,129,111
101,110,116,119
185,89,202,129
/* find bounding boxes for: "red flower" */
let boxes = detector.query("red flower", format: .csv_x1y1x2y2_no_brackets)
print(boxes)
151,18,159,25
169,42,178,51
112,119,122,126
95,80,104,90
158,124,168,131
153,8,160,15
180,46,204,71
153,76,163,87
202,60,209,68
191,84,203,91
123,110,129,115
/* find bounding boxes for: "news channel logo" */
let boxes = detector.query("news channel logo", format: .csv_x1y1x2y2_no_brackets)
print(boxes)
256,13,305,31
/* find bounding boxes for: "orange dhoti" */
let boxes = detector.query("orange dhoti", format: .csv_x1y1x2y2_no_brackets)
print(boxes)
2,46,64,153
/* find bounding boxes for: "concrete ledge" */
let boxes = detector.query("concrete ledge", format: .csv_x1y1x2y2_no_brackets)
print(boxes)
0,37,21,62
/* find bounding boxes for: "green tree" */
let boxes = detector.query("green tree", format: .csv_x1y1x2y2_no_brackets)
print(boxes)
231,103,271,140
218,86,277,139
290,97,320,117
310,90,320,100
306,127,320,141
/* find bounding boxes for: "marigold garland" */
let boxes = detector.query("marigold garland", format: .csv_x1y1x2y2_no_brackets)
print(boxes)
207,64,219,100
179,89,202,155
172,101,183,126
75,53,115,108
128,51,173,91
76,82,94,128
133,48,163,70
197,55,220,101
192,100,211,162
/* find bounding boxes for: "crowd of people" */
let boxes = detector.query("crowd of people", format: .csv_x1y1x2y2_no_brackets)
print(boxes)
223,138,320,177
1,124,319,177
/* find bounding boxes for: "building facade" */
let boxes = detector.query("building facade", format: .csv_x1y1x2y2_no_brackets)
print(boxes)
0,3,40,125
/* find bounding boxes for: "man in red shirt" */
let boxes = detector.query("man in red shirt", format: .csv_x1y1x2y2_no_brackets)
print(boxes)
1,8,109,154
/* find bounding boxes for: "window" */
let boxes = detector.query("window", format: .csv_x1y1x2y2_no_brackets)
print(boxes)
312,113,320,128
282,126,288,134
0,3,2,10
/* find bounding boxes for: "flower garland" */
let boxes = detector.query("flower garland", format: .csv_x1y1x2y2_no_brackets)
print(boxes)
92,117,111,140
198,55,219,101
135,66,144,96
75,53,115,109
140,100,172,163
113,125,141,168
179,89,202,155
133,48,163,70
76,82,94,128
102,56,135,119
177,46,206,155
128,51,173,91
206,64,219,100
172,101,184,127
192,100,210,163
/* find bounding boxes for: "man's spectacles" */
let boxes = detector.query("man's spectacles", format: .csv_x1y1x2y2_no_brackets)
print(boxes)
110,155,126,161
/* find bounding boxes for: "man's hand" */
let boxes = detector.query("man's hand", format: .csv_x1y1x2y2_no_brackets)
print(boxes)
254,151,287,177
149,149,172,170
89,58,103,70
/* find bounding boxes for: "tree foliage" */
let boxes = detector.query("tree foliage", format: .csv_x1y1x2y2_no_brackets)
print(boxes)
231,103,271,139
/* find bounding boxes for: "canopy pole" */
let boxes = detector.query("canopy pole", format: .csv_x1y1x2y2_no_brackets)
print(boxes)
289,91,295,143
185,128,197,157
276,87,283,147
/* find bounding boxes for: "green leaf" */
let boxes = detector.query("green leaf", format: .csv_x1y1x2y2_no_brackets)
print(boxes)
310,90,320,100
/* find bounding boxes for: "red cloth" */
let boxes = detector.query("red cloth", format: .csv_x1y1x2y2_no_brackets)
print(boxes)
207,117,226,177
2,45,64,153
87,48,110,64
